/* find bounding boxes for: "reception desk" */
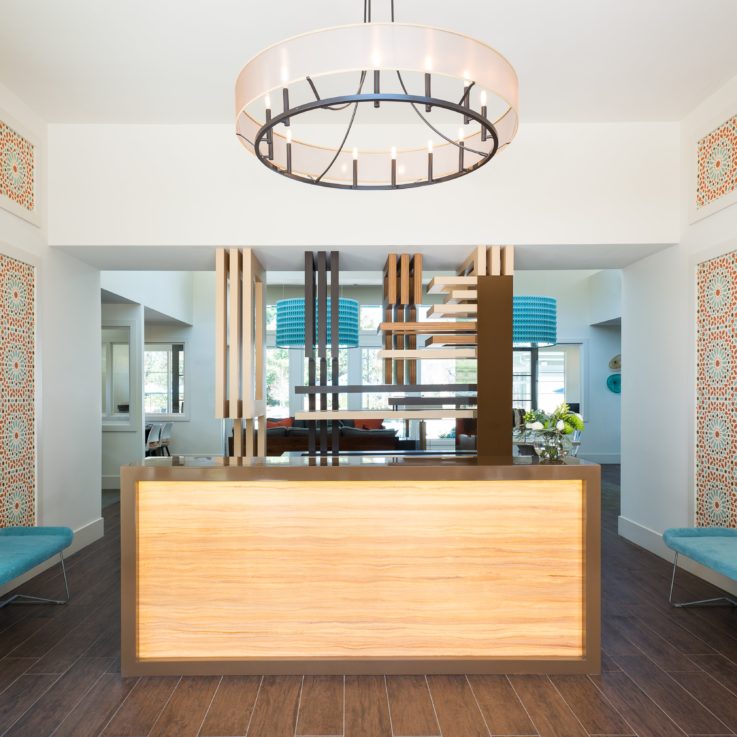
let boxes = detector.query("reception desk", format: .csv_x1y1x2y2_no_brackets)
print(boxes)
120,455,600,676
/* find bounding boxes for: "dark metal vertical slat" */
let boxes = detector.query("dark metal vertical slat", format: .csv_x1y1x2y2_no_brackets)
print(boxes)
317,251,328,454
305,251,316,455
330,251,340,454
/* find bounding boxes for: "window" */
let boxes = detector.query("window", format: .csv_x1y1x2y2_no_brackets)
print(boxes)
513,344,582,414
144,343,185,417
266,346,291,418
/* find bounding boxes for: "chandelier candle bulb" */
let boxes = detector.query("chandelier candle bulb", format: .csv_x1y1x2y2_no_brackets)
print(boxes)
282,87,290,127
463,80,471,124
265,107,273,160
425,72,432,112
480,90,488,142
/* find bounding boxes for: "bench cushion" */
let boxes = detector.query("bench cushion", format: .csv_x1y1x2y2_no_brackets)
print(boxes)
0,527,74,585
663,527,737,580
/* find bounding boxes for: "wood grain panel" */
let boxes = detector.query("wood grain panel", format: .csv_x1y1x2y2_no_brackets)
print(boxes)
344,676,392,737
149,676,220,737
467,674,538,735
378,348,477,359
443,289,477,304
135,479,584,661
294,409,476,421
426,303,477,317
426,675,489,737
102,676,180,737
507,675,588,737
295,675,343,736
378,321,477,334
246,675,301,737
550,675,633,736
386,676,440,737
427,276,477,294
198,675,261,737
425,335,477,346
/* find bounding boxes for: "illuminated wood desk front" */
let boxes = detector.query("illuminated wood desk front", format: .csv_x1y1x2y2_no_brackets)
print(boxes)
121,456,600,676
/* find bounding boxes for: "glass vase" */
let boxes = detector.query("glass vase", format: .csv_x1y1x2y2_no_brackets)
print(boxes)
533,431,572,463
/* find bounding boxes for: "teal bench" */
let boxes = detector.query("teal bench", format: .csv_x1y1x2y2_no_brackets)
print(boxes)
0,527,73,608
663,527,737,607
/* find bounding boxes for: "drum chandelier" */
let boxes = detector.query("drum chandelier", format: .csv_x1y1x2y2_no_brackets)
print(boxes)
235,1,519,190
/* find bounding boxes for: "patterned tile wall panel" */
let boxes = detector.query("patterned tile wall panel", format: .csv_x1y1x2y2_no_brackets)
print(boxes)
0,253,35,526
0,122,35,214
697,114,737,210
697,252,737,527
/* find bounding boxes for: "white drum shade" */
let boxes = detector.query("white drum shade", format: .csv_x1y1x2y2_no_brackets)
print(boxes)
235,23,519,188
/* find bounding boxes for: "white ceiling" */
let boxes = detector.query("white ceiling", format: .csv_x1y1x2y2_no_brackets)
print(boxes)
1,0,736,124
57,243,671,271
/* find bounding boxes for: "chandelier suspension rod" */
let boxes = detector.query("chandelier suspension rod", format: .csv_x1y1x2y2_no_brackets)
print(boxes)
315,71,368,183
395,72,487,157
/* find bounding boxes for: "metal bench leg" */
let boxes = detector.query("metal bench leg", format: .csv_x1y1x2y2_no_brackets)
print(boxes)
0,552,70,609
668,552,737,608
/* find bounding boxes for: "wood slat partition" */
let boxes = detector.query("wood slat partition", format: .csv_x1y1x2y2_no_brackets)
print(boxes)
214,247,266,457
381,253,423,385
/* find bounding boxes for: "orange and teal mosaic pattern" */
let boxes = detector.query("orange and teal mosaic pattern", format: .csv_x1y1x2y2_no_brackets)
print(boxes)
0,253,35,527
0,121,35,214
697,115,737,209
697,251,737,527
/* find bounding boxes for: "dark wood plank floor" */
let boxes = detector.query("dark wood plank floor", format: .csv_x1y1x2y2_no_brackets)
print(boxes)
2,465,737,736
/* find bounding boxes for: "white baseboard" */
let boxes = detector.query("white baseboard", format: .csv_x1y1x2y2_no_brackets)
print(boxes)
579,453,621,464
0,516,105,596
102,475,120,490
618,515,737,596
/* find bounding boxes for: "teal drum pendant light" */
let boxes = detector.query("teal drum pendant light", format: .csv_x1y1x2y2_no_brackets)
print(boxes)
276,298,360,348
513,296,557,347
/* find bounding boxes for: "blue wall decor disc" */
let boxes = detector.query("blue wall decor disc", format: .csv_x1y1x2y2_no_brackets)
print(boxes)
607,373,622,393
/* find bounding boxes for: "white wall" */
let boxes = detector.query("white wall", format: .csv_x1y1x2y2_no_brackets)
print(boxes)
515,270,621,463
0,82,102,594
47,122,680,249
146,272,223,455
102,271,194,325
620,71,737,594
101,302,144,489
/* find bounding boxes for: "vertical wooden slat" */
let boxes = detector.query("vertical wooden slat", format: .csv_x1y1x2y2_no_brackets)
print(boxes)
245,418,255,459
214,249,228,419
399,253,410,306
383,255,397,385
476,275,513,457
488,245,501,276
407,254,422,386
412,254,423,306
501,245,515,276
256,415,266,457
233,419,244,457
228,248,242,419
